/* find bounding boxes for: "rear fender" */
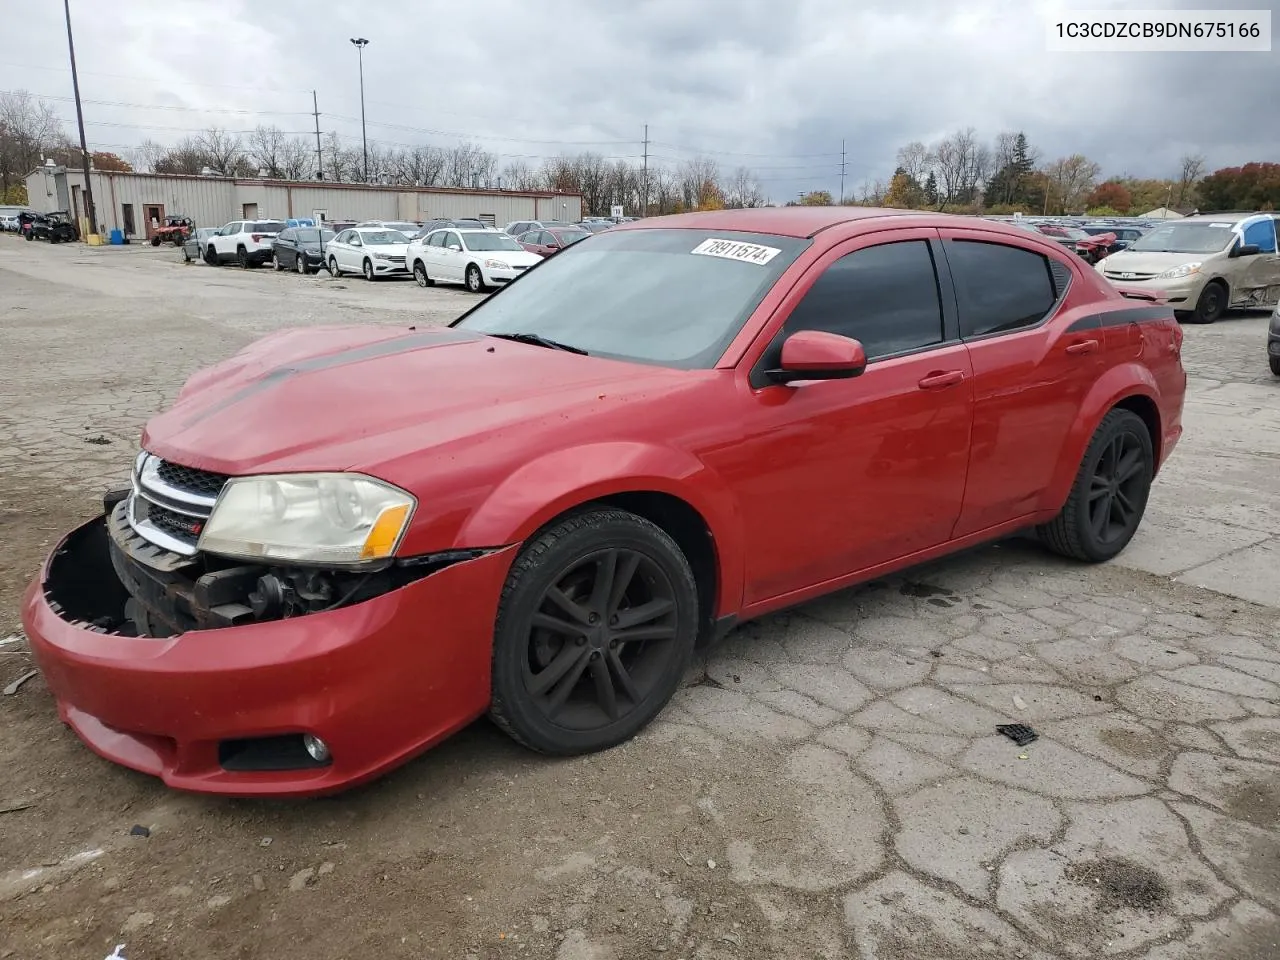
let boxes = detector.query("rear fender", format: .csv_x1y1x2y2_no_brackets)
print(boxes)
455,442,744,617
1040,363,1160,514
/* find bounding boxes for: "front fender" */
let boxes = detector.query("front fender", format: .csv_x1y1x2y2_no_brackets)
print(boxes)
455,442,745,617
1040,363,1160,514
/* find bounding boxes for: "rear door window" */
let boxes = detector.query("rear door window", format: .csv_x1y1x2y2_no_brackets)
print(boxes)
946,240,1059,338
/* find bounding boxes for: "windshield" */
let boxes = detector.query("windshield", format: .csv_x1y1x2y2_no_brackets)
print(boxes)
359,230,409,245
461,232,524,251
1129,222,1236,254
551,230,591,244
456,228,810,368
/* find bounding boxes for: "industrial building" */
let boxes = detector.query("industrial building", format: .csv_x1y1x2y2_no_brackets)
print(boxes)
23,164,583,240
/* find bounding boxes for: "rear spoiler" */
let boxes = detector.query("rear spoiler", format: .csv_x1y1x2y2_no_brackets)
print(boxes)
1112,285,1172,305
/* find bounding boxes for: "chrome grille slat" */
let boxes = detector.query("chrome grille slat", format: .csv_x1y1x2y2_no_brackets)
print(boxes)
127,454,229,555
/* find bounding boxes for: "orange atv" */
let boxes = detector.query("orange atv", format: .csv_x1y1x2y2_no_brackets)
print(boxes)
151,216,193,247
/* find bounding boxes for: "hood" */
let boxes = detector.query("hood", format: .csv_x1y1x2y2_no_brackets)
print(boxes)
141,324,693,477
1101,250,1217,274
367,243,409,256
481,249,542,266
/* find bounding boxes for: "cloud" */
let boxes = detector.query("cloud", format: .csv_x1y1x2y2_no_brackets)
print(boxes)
2,0,1274,201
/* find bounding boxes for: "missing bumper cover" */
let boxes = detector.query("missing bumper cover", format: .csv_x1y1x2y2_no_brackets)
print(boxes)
45,511,491,638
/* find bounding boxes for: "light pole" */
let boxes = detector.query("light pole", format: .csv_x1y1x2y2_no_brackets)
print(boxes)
349,38,369,181
63,0,96,237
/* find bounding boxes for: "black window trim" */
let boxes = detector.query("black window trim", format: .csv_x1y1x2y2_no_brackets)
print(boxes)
747,233,960,389
935,234,1074,345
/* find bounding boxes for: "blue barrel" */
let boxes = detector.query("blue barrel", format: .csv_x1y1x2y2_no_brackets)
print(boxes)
109,228,124,245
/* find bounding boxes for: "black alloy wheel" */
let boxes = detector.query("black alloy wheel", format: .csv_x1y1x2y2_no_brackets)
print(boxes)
237,246,249,268
1038,408,1153,563
490,508,698,755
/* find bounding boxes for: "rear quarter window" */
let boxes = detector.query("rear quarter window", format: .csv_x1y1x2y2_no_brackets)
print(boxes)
946,240,1059,338
249,221,285,232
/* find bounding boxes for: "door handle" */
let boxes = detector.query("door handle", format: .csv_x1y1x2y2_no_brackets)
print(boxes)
918,370,965,390
1065,339,1099,356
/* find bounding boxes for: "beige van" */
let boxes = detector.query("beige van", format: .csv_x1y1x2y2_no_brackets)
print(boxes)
1097,212,1280,323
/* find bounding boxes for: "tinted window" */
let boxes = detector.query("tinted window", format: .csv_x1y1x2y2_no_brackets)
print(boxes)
782,240,944,359
248,221,285,232
278,229,295,242
947,240,1057,338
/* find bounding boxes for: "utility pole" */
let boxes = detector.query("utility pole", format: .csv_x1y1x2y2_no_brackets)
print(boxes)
312,90,323,179
350,38,370,181
839,139,846,205
62,0,96,237
641,123,649,218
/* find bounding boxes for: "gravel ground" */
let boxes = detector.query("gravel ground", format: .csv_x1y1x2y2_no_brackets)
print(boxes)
1,236,1277,960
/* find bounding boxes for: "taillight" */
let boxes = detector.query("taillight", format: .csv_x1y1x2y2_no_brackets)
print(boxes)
251,234,265,242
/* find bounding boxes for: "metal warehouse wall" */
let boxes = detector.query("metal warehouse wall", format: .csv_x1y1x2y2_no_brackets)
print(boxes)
536,195,583,221
22,168,584,232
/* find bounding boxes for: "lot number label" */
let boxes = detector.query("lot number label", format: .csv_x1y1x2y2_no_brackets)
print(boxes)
691,238,782,265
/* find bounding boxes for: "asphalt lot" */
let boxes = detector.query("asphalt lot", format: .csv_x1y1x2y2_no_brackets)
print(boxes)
1,236,1277,959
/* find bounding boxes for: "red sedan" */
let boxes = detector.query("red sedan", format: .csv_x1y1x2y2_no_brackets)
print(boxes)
23,208,1186,797
517,225,591,257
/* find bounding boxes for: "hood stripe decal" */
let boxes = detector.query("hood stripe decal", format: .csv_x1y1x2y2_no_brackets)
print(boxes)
181,327,481,427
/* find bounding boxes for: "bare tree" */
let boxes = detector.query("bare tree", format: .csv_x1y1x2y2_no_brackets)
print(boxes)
648,166,678,214
1043,154,1101,213
895,141,930,185
500,159,542,191
0,90,68,197
725,166,764,208
153,136,210,175
928,127,988,208
574,152,611,215
321,131,357,182
677,156,721,209
1176,153,1205,207
197,127,247,176
393,144,446,186
248,125,290,178
440,142,497,188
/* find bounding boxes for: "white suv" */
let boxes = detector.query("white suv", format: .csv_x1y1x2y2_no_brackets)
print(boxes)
205,220,286,267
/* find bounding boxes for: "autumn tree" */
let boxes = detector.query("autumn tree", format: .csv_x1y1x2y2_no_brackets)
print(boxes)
884,167,921,208
1086,180,1132,213
800,190,834,206
1197,162,1280,211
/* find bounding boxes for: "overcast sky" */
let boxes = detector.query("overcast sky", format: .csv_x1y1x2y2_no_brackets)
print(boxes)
2,0,1274,201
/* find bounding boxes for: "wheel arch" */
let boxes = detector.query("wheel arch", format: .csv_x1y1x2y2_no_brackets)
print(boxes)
450,443,745,630
1040,365,1162,514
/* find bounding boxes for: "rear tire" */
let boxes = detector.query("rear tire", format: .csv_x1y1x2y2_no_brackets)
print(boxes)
489,508,699,756
1270,355,1280,377
1037,408,1153,563
150,236,161,247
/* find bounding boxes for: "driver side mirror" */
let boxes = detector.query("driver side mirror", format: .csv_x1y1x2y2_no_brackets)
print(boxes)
766,330,867,385
1231,243,1261,258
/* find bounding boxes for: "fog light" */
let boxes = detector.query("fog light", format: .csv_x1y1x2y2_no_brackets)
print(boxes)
302,734,330,763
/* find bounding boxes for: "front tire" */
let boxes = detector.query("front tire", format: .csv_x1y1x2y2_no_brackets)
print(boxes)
1187,281,1226,324
296,254,308,275
1269,355,1280,377
1038,408,1154,563
329,256,341,276
363,258,375,281
489,507,699,756
413,260,433,287
273,254,284,271
150,236,161,247
205,245,218,265
237,246,250,269
466,263,486,293
183,248,191,262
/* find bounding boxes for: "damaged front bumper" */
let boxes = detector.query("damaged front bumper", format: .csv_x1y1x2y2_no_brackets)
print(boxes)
22,512,517,797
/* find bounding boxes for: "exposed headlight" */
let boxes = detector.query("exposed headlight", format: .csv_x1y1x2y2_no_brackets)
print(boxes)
373,253,392,260
1157,262,1202,280
198,473,416,566
484,259,510,270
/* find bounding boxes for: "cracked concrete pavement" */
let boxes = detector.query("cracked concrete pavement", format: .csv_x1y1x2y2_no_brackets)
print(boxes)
0,237,1277,959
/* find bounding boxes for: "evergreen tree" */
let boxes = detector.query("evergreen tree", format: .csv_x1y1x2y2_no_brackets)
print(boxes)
923,171,938,208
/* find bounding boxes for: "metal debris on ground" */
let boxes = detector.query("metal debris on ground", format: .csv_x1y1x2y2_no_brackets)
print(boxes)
995,723,1039,747
0,634,23,648
0,801,36,815
129,825,151,838
3,670,38,696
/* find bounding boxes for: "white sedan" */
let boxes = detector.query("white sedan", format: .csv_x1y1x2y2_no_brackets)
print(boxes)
406,227,543,293
325,227,411,280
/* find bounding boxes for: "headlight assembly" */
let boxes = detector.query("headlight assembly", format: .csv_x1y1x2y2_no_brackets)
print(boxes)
198,473,416,566
1156,262,1202,280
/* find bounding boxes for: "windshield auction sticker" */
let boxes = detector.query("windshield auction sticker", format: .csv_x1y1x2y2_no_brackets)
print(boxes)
691,238,782,265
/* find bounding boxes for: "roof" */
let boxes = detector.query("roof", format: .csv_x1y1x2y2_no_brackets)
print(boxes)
1181,211,1273,223
615,206,921,238
24,166,582,200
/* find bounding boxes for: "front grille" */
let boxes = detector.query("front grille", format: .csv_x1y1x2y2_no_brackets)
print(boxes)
384,256,405,264
155,461,229,497
127,454,226,555
1104,270,1158,281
